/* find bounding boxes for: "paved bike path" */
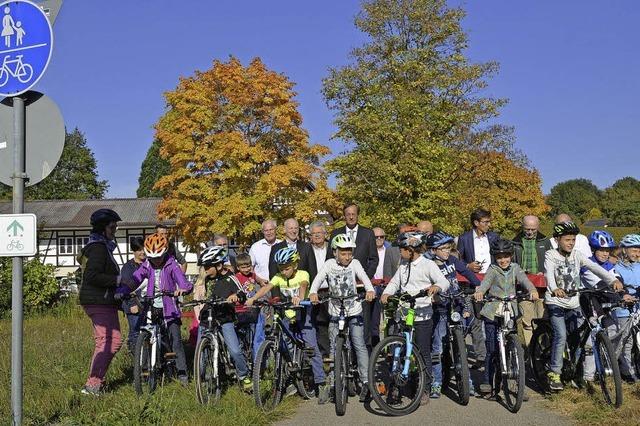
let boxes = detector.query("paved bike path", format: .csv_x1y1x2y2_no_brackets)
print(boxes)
277,390,571,426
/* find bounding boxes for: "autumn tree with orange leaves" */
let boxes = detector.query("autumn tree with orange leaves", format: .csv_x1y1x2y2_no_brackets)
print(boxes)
154,57,339,246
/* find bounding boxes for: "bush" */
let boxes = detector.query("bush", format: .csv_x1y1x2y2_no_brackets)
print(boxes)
0,257,59,316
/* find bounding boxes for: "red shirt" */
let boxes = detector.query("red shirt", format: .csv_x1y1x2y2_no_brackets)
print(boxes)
234,272,259,313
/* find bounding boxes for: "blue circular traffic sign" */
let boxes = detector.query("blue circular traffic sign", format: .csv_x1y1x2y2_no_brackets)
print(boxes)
0,0,52,96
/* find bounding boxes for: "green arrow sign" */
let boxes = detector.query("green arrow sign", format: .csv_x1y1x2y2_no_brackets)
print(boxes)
7,220,23,237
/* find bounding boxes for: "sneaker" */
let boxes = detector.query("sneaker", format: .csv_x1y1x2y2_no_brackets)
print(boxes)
318,383,330,405
286,383,298,397
241,376,253,391
429,384,441,399
547,372,563,391
479,382,492,394
80,384,101,396
359,383,370,402
178,375,189,386
622,374,638,384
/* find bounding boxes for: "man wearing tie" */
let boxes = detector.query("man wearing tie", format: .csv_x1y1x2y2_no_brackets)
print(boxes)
329,203,379,349
268,218,318,284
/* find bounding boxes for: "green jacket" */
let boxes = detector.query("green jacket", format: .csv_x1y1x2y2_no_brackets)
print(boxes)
478,263,535,321
78,242,120,306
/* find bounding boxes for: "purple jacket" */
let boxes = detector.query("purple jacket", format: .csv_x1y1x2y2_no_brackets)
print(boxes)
133,256,193,322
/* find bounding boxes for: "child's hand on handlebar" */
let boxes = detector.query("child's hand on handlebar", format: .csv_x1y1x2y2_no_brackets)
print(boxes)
473,291,484,302
612,280,624,292
245,297,255,306
623,294,637,304
309,293,319,304
530,291,539,301
292,296,301,306
365,291,375,302
174,289,186,297
553,289,566,298
427,286,441,297
227,294,239,303
380,294,390,304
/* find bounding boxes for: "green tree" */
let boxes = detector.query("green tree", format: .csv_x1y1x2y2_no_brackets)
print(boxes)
322,0,546,234
0,257,59,315
0,128,108,200
546,178,601,222
137,139,170,197
602,177,640,227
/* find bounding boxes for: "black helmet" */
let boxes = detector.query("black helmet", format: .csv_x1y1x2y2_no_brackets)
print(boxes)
397,232,423,249
90,208,122,227
553,221,580,238
490,239,514,256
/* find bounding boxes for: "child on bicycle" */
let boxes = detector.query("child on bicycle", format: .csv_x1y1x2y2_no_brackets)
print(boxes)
544,222,622,391
235,252,266,361
246,247,330,404
612,234,640,383
473,239,538,395
381,232,450,405
126,234,193,385
309,234,375,403
424,231,479,398
197,245,253,390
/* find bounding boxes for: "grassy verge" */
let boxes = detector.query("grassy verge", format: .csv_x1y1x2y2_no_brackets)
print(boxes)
543,383,640,425
0,299,298,425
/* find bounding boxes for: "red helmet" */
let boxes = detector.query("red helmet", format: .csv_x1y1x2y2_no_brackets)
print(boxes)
144,233,168,258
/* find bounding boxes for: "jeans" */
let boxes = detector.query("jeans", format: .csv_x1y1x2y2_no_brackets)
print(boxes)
83,305,122,387
615,316,637,378
467,296,486,362
312,301,331,358
125,313,143,353
282,306,326,384
431,309,448,386
166,319,188,374
253,312,266,361
483,319,499,384
220,322,250,379
548,304,582,374
329,315,369,384
414,319,434,390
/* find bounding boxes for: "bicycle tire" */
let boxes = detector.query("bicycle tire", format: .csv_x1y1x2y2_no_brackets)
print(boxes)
595,330,623,408
133,331,156,395
294,345,315,399
368,335,426,416
253,339,284,412
633,340,640,381
501,333,525,413
17,64,32,83
0,69,8,87
451,326,470,405
194,334,222,405
335,337,348,416
529,322,552,392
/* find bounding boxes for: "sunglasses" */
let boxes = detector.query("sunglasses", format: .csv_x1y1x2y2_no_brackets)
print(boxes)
375,235,386,239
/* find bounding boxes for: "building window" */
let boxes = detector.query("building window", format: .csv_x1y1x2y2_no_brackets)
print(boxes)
58,237,74,254
76,236,89,253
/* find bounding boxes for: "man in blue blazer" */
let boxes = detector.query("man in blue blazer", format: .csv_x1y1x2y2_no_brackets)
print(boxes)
456,208,500,367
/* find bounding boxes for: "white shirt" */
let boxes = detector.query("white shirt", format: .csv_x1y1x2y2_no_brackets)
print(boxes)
550,233,592,259
249,238,281,281
473,230,491,273
312,243,329,289
310,259,374,317
346,225,359,242
374,246,386,279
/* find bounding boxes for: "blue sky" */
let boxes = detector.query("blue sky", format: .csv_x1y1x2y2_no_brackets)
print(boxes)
34,1,639,197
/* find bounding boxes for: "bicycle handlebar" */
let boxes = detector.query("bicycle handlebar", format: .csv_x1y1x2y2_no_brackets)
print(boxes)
181,298,233,309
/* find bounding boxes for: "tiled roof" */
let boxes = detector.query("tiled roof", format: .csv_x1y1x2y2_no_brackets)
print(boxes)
0,198,174,230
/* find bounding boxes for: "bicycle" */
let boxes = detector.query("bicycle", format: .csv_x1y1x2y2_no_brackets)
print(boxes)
253,299,316,412
0,54,33,86
6,239,23,251
529,288,623,407
611,296,640,381
131,292,180,395
182,298,241,405
481,293,528,413
368,290,429,416
437,289,472,405
317,294,366,416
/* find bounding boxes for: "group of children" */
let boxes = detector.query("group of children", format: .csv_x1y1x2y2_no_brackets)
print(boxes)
116,220,640,408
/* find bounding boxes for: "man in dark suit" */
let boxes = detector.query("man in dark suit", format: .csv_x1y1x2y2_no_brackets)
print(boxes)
456,208,500,367
268,218,317,283
329,203,379,349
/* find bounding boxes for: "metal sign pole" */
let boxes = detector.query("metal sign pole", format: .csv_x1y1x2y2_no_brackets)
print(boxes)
11,96,25,426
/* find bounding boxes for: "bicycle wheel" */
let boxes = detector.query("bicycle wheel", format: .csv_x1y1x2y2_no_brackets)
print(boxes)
450,327,470,405
334,337,348,416
194,334,222,405
0,69,8,87
594,330,623,407
253,339,284,412
133,331,157,395
294,345,315,399
501,333,525,413
368,335,426,416
17,64,33,83
529,323,552,392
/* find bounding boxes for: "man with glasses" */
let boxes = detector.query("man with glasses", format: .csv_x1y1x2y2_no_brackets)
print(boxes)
513,215,550,349
457,208,500,367
249,219,281,285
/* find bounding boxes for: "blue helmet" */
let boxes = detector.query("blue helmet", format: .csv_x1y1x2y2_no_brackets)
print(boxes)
620,234,640,248
424,231,454,248
274,247,299,265
588,230,615,249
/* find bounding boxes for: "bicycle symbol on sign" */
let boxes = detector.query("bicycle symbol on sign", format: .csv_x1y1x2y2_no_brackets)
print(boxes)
0,54,33,87
6,239,24,251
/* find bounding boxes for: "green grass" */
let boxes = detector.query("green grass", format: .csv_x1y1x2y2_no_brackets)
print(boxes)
0,299,298,425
